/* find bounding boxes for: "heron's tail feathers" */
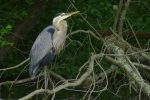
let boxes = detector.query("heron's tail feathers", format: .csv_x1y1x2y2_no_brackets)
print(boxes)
29,64,41,77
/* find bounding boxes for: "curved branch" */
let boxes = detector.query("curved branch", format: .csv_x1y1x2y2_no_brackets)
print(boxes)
104,42,150,97
0,58,29,71
118,0,131,35
133,62,150,71
68,30,101,41
19,53,98,100
0,70,65,87
0,75,38,86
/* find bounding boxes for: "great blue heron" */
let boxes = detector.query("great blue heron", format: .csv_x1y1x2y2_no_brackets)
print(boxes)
29,11,80,77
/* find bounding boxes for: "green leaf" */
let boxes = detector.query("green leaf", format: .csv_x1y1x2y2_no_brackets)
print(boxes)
0,39,14,47
25,0,33,5
6,24,12,29
19,10,28,18
0,24,13,36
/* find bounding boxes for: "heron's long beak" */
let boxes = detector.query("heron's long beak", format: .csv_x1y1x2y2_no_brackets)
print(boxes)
65,11,80,17
61,11,80,21
58,11,80,22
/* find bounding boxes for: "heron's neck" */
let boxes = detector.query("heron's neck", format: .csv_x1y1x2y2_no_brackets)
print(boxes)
53,20,68,52
55,20,68,33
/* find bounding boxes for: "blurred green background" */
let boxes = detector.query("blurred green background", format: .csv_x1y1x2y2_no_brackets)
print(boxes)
0,0,150,99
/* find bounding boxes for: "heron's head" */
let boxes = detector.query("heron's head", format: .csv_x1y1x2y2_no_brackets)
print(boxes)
53,11,80,28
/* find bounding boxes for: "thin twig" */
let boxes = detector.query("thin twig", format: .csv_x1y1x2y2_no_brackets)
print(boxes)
113,0,124,32
0,58,29,71
68,30,101,41
0,76,39,86
49,70,66,81
118,0,131,36
133,62,150,71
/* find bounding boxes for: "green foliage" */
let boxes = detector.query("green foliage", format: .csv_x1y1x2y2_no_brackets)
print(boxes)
0,40,14,47
18,10,28,19
25,0,33,5
0,0,31,48
0,24,14,47
0,24,12,36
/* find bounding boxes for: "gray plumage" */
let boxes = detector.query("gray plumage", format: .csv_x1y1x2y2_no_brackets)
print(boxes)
29,26,56,76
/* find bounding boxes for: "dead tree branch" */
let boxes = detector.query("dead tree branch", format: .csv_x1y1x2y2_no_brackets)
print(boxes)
68,30,101,41
113,0,123,32
133,62,150,71
118,0,131,35
19,53,100,100
0,76,38,86
0,70,65,87
0,58,29,71
104,43,150,97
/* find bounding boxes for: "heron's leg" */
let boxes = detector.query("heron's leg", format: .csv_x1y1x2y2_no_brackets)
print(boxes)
44,66,48,89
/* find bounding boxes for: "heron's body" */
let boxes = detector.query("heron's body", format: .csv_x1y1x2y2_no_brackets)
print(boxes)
29,11,79,76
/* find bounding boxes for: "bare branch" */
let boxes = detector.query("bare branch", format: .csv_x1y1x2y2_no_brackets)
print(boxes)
103,44,150,97
0,58,29,71
49,70,66,81
118,0,131,35
113,0,131,36
133,62,150,71
113,0,124,32
141,53,150,61
19,53,102,100
0,70,65,87
96,65,117,84
0,75,38,86
68,30,101,41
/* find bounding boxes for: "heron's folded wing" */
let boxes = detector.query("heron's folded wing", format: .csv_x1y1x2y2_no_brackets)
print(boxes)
29,25,56,67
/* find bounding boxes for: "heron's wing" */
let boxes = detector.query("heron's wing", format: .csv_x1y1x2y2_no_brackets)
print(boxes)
29,25,56,75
